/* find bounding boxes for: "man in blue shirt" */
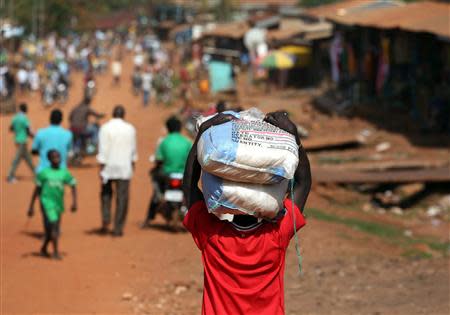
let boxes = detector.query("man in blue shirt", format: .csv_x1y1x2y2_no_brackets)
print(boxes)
32,109,73,173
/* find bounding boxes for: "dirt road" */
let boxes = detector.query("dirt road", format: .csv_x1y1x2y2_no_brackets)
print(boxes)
1,53,448,315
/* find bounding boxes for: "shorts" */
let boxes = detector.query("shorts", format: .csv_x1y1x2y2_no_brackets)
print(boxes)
40,203,62,237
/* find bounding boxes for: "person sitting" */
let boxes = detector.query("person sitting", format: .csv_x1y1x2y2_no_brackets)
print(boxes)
69,97,104,160
142,116,192,227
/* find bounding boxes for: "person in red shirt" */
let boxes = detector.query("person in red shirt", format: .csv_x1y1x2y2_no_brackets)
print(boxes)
183,112,312,315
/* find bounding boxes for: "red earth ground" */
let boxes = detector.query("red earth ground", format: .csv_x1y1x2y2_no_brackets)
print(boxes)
1,52,449,315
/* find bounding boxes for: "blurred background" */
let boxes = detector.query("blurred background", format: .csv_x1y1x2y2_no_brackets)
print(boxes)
1,1,449,314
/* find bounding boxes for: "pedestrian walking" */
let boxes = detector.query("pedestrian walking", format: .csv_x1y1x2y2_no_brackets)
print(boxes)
28,149,77,260
183,112,312,315
7,103,34,183
141,65,153,106
32,109,73,173
133,52,144,69
131,67,142,96
97,105,137,236
111,58,122,85
16,66,28,93
28,68,40,91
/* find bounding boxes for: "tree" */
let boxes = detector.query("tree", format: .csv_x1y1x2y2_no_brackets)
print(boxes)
2,0,146,35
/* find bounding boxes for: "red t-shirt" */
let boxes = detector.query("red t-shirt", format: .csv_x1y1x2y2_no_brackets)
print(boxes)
183,199,306,315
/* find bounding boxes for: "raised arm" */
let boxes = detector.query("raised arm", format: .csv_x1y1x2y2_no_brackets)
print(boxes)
88,108,105,119
183,113,236,209
293,144,311,212
183,136,203,209
264,111,311,212
26,126,34,138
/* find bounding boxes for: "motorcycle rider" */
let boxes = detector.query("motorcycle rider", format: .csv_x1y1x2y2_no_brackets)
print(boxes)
142,116,192,228
56,71,69,103
69,97,104,163
83,68,96,100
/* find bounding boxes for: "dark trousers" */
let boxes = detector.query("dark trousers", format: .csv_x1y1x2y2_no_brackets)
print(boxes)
101,179,130,233
145,168,166,222
8,143,34,179
71,128,89,155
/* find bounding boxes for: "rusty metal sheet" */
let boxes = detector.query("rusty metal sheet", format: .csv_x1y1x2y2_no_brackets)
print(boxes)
202,22,249,39
306,0,363,17
308,1,450,39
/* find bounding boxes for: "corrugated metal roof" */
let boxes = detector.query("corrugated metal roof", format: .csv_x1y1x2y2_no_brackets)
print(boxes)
307,0,450,38
239,0,298,6
346,1,450,38
267,18,332,41
202,21,249,39
306,0,367,17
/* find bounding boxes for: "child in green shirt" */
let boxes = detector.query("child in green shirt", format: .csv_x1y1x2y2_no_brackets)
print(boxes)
28,150,78,260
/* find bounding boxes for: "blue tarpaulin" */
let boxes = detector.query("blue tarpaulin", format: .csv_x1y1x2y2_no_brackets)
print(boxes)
208,61,234,93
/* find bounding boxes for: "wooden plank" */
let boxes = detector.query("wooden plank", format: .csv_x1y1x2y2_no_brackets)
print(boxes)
322,159,450,172
313,166,450,184
303,135,364,151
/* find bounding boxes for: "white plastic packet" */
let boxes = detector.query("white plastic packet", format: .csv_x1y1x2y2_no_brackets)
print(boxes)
202,171,288,219
197,108,299,184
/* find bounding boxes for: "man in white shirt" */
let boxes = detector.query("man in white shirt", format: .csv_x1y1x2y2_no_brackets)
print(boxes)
111,59,122,85
141,66,153,106
28,68,40,91
17,67,28,92
97,105,138,236
133,53,144,69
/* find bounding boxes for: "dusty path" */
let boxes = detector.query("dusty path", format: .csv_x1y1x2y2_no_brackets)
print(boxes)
1,52,449,315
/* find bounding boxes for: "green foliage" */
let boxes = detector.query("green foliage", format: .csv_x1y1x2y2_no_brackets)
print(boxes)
299,0,419,7
306,208,450,257
4,0,147,35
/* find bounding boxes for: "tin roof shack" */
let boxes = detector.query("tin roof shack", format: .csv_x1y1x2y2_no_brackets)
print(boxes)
306,1,450,135
265,17,332,87
153,4,195,41
169,24,193,45
201,21,250,63
239,0,299,16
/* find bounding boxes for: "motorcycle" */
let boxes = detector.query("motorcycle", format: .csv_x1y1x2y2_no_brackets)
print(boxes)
69,121,100,166
84,79,96,100
147,172,186,231
56,82,68,104
160,173,186,229
42,82,56,106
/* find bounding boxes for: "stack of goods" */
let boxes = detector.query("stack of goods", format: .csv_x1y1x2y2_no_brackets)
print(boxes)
197,109,299,220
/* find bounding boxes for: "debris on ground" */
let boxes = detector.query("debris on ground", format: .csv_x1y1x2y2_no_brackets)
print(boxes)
372,183,426,208
122,292,133,301
427,206,442,217
375,142,391,153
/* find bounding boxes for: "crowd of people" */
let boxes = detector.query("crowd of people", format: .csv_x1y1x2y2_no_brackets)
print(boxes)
5,27,311,315
1,29,187,109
